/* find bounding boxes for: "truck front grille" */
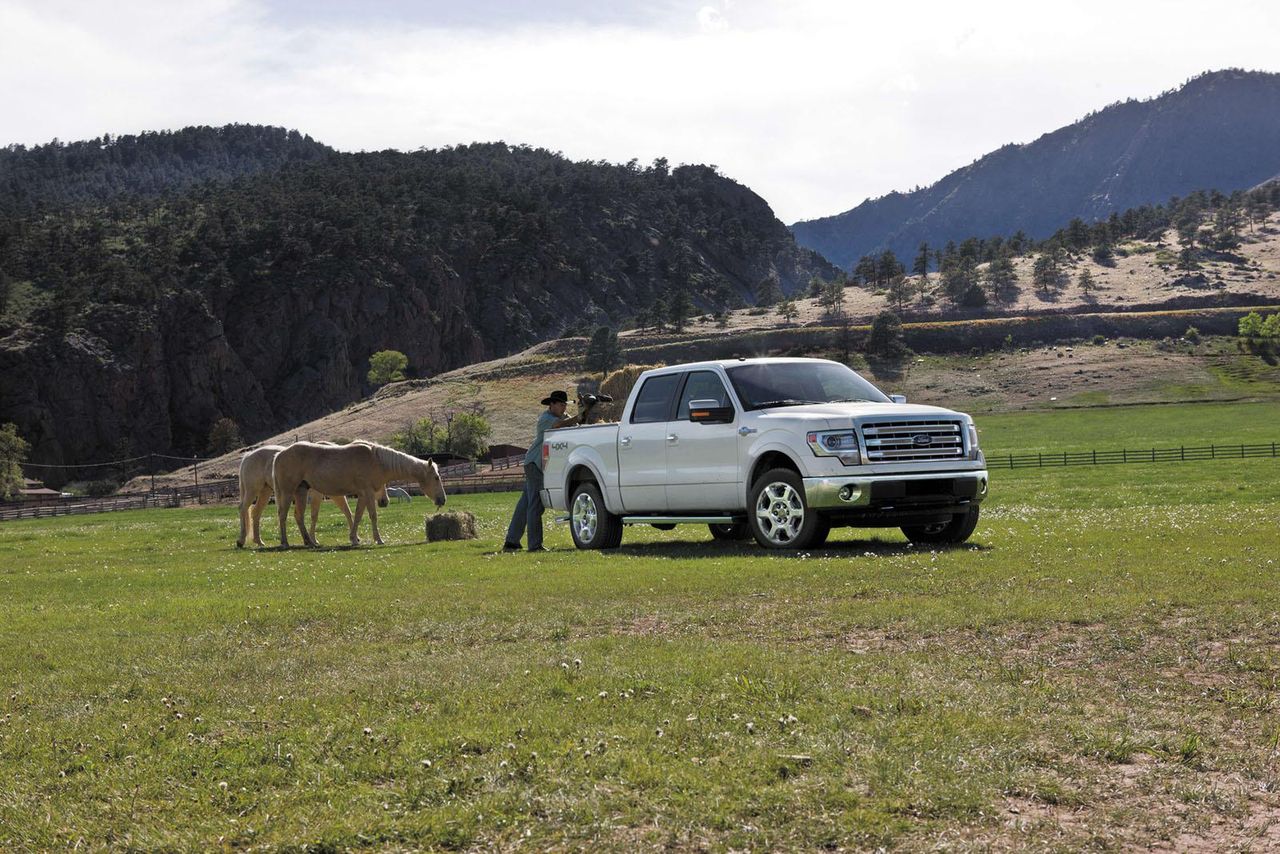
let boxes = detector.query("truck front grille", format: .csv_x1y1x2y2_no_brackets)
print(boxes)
860,420,965,462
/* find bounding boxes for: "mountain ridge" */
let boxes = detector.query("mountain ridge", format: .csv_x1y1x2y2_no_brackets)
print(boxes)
792,69,1280,268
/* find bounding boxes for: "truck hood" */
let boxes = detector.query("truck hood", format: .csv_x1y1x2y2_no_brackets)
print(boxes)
753,402,968,428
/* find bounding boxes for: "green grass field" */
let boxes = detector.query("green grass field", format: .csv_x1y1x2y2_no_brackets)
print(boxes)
3,401,1280,850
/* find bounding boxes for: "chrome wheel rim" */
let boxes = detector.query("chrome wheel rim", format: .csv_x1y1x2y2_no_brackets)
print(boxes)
572,491,598,543
754,481,805,545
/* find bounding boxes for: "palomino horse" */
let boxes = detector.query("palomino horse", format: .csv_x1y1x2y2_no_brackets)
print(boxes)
235,443,388,548
273,441,446,547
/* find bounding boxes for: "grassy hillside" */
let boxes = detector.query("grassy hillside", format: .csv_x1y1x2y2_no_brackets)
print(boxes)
4,404,1280,849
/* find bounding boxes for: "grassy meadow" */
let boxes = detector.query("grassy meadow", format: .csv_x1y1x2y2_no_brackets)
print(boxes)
2,400,1280,850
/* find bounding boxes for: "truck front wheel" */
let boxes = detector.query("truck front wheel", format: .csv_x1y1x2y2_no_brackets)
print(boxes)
748,468,824,550
901,506,980,546
570,482,623,550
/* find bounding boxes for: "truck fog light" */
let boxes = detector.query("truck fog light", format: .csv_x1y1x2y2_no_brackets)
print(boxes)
838,485,859,502
979,477,988,495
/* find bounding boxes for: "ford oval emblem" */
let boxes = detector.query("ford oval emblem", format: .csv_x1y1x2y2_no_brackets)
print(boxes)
912,433,933,447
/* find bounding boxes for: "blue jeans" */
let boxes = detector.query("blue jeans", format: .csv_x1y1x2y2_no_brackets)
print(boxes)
504,463,545,549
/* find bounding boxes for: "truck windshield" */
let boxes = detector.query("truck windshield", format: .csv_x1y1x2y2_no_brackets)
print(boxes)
726,362,891,410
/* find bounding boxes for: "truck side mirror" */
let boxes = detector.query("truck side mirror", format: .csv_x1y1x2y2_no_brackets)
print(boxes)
889,394,907,404
688,399,735,424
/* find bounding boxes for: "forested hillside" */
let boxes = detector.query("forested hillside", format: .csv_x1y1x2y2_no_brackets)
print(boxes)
793,69,1280,268
0,136,835,467
0,125,332,214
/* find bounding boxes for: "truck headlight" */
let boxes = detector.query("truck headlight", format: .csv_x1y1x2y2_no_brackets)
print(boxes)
807,430,861,465
967,423,981,460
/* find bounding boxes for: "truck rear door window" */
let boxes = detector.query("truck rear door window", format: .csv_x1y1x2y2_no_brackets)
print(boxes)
631,374,680,423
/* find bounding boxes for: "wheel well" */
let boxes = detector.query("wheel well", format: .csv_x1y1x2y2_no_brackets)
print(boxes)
566,465,598,495
749,451,800,489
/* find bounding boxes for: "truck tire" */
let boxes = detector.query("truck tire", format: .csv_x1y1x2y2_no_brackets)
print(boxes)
708,520,751,541
901,506,980,546
569,482,623,550
748,468,824,550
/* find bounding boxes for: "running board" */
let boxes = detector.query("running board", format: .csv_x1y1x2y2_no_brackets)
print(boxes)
553,514,737,525
621,515,736,525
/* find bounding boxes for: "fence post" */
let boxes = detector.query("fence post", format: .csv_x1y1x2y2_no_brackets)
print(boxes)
1038,452,1042,467
1008,453,1013,469
1211,444,1215,459
1151,448,1155,462
1063,451,1067,466
1181,446,1185,461
1122,448,1127,463
1093,449,1097,465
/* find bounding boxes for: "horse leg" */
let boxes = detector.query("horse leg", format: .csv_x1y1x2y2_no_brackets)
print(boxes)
332,495,356,545
276,483,294,548
308,493,322,546
293,487,313,547
251,486,271,547
366,490,384,545
351,496,366,546
237,488,253,548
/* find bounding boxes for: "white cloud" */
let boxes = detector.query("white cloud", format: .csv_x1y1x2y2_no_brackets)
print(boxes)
1,0,1278,222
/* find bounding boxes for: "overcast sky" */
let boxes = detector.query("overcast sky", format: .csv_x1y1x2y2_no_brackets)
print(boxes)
1,0,1277,222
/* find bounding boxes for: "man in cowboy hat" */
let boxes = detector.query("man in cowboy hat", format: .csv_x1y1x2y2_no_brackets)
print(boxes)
502,389,594,552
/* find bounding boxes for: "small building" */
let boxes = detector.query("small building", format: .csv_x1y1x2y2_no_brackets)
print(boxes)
17,478,63,503
485,443,527,462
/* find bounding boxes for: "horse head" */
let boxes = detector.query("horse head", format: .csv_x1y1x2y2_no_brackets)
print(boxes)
419,459,447,508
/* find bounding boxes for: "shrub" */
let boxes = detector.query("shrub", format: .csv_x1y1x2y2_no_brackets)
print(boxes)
367,349,408,386
85,479,119,498
1184,326,1201,343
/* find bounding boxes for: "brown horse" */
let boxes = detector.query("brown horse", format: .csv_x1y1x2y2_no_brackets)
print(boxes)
235,443,388,548
272,441,446,547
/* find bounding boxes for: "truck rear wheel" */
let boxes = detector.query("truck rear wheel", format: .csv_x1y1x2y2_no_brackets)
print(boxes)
748,468,824,550
570,482,623,550
901,506,980,546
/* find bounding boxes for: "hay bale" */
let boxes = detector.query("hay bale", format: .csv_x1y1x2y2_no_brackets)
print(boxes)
595,363,663,422
425,511,477,542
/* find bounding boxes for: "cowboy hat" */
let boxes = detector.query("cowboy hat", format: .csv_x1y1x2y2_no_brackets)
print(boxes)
541,389,570,406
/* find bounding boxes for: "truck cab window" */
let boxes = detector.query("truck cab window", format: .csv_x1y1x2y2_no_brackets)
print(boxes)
631,374,681,423
678,371,732,420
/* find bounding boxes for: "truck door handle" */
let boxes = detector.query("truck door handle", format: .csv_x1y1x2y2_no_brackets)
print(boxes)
667,434,678,443
738,426,757,436
620,436,632,447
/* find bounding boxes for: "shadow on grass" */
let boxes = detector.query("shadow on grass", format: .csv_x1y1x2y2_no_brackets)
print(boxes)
612,537,993,560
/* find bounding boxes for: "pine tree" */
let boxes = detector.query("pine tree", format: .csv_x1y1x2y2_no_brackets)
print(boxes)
755,275,783,306
584,325,623,374
983,255,1018,302
1077,268,1096,297
667,291,692,331
867,311,907,359
912,242,931,281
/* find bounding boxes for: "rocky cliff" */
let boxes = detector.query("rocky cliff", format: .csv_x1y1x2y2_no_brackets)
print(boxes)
0,137,835,470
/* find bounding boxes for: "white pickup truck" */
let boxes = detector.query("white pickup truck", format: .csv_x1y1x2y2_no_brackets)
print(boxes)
541,357,988,550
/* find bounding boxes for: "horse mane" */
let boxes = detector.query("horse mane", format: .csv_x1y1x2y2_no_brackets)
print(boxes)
363,442,432,478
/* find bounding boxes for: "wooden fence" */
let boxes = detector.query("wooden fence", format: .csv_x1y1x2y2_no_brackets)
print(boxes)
0,479,239,522
987,442,1280,469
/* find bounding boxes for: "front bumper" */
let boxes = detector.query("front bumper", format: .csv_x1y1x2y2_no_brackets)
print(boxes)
804,470,989,510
